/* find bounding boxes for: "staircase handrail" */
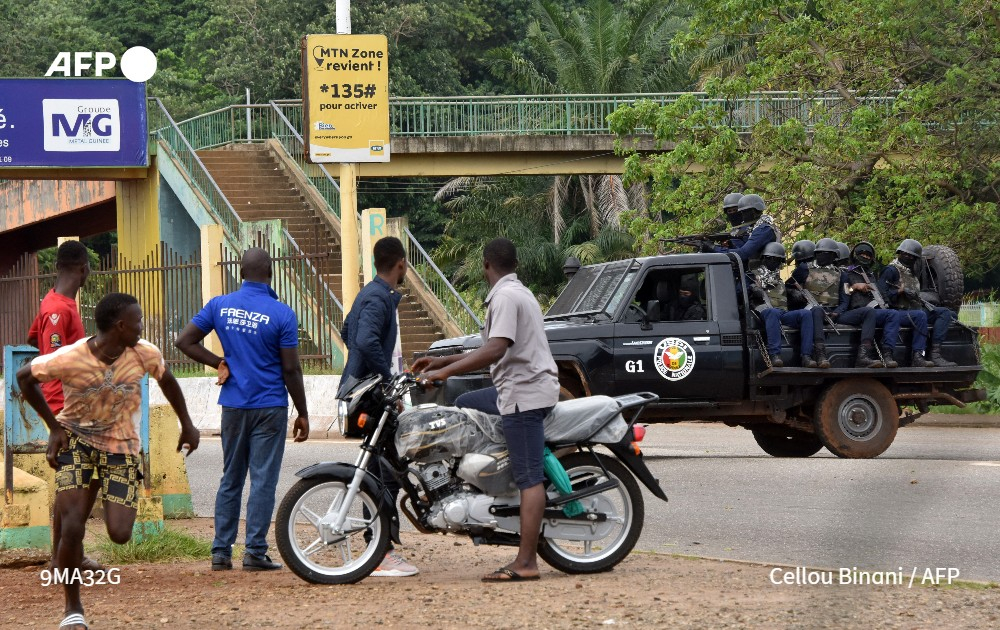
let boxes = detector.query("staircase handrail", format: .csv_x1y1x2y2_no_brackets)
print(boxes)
403,226,482,333
267,102,346,220
266,101,480,334
147,97,244,238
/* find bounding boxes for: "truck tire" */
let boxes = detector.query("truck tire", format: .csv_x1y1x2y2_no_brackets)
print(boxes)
751,427,824,458
813,379,898,458
923,245,963,311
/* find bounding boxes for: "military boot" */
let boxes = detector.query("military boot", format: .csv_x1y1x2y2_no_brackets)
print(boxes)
879,344,898,368
855,340,883,368
929,348,956,367
768,354,784,368
812,343,831,369
800,354,817,368
911,350,935,368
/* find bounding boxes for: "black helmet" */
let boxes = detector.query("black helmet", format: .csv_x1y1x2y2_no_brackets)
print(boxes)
791,240,815,263
835,242,850,265
723,192,743,210
737,194,765,214
896,238,922,258
733,193,766,225
762,242,786,259
815,238,839,255
851,241,876,267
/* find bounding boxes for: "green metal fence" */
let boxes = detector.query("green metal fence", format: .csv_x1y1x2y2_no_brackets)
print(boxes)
168,92,899,143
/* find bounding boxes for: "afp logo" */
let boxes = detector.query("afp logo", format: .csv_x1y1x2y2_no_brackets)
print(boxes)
45,46,157,83
42,100,120,152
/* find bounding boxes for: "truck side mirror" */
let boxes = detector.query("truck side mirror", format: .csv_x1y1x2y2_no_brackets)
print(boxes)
643,300,661,329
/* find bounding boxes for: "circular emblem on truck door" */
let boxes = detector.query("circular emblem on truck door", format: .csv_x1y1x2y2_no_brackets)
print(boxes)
653,337,696,381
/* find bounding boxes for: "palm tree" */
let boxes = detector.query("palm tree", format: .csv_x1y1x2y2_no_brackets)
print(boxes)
434,0,692,285
486,0,691,94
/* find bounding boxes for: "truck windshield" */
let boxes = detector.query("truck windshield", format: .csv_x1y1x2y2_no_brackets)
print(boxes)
546,260,639,319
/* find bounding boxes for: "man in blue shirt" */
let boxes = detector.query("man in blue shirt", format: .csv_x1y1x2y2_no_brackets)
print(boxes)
175,247,309,572
339,236,418,577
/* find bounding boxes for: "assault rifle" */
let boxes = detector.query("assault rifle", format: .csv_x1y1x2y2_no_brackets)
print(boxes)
660,230,735,251
854,267,888,309
789,277,841,334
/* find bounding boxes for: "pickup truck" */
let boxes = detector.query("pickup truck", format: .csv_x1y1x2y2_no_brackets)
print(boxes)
413,252,984,459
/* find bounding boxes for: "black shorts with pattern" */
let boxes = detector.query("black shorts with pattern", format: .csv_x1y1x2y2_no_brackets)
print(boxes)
54,431,143,510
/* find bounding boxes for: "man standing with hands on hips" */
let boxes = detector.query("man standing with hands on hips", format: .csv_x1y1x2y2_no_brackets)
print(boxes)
412,237,559,582
175,247,309,572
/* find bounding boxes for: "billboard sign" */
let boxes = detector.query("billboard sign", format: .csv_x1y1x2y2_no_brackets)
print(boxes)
0,79,148,168
302,34,390,163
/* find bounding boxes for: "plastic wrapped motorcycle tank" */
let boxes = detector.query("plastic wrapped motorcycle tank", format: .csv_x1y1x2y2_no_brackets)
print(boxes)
395,406,517,496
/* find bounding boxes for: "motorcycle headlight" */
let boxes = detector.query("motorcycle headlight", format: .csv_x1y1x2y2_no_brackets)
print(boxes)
337,399,349,423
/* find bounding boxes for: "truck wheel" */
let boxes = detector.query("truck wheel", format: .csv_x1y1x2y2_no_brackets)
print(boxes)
751,427,824,458
923,245,963,311
814,379,898,458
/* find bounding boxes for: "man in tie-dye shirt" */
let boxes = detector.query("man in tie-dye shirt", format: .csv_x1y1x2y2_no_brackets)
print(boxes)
18,292,199,630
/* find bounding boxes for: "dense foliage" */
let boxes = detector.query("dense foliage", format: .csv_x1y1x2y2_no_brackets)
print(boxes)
609,0,1000,276
2,0,998,293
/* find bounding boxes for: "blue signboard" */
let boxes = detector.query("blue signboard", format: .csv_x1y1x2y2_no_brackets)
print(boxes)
0,78,148,168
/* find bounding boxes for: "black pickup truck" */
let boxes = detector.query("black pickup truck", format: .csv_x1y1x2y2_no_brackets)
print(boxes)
414,253,984,459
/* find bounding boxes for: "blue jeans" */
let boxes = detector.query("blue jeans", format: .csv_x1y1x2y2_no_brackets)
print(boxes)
761,308,817,356
895,309,929,351
456,387,549,489
213,406,287,558
928,306,955,345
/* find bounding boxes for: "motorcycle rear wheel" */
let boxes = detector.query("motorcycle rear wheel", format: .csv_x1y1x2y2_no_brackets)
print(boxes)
538,452,644,574
275,475,390,584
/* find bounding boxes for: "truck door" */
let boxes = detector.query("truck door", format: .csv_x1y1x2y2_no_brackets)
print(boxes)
612,265,734,401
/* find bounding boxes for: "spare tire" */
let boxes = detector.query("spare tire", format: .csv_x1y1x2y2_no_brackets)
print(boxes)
922,245,963,311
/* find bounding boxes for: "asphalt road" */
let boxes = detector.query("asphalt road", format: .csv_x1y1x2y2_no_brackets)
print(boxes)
184,423,1000,582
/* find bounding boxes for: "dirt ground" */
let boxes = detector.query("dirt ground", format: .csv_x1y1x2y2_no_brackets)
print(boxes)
1,518,998,629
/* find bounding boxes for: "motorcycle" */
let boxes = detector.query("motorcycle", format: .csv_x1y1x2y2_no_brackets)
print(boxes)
275,372,667,584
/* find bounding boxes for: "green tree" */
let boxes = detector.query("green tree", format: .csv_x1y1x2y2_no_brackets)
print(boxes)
610,0,1000,275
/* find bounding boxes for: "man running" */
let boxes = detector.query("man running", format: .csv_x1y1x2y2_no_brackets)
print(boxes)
18,292,200,630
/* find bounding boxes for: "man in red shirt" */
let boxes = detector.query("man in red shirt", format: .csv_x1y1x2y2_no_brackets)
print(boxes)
27,241,90,414
26,240,99,571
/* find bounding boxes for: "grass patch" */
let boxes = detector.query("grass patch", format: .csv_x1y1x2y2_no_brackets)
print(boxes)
94,527,220,564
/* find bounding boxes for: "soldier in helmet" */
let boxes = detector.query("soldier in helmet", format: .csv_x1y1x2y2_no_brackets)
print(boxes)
787,240,816,311
703,193,779,267
722,192,743,226
797,238,883,368
834,242,901,368
878,239,956,367
835,242,851,269
746,242,826,368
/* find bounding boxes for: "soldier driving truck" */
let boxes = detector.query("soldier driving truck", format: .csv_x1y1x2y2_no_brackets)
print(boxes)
415,242,984,461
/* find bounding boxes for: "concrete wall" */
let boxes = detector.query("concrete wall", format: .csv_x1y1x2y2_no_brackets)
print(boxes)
148,375,342,437
158,176,201,260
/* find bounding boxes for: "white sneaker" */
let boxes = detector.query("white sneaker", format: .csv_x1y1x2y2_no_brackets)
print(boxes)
370,550,419,577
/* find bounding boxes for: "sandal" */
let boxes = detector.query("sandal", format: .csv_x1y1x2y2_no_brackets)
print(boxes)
59,612,88,629
481,567,540,582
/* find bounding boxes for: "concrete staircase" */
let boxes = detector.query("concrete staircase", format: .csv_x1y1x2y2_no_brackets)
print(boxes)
196,145,445,364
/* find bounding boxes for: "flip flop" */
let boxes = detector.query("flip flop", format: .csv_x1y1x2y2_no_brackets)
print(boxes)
481,567,540,582
59,612,88,629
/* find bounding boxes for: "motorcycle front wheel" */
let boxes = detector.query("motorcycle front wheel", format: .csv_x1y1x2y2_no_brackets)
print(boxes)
275,474,390,584
538,452,644,574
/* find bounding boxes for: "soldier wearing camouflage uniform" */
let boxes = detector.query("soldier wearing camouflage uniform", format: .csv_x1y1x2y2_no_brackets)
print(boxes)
802,238,883,368
878,239,956,367
835,242,901,368
746,242,826,368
